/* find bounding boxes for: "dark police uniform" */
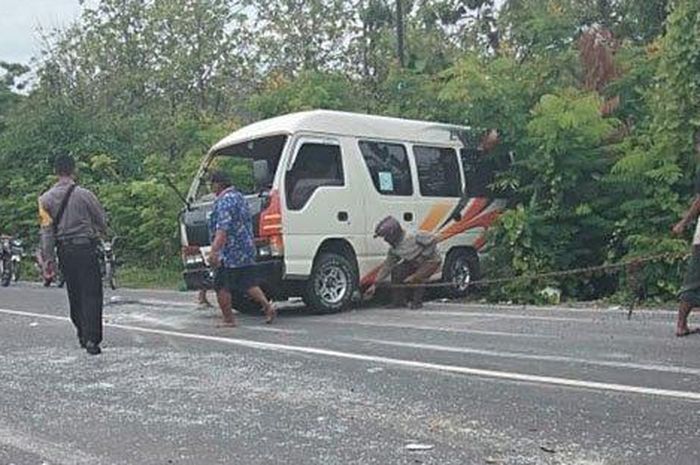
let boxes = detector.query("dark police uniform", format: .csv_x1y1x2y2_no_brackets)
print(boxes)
39,178,107,347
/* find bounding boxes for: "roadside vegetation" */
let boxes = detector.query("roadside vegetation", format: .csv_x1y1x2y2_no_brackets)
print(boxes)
0,0,698,301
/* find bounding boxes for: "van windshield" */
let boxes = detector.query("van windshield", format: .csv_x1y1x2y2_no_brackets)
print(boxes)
195,135,288,200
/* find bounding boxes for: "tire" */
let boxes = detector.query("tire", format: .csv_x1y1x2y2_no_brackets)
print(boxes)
12,262,21,282
303,252,357,314
1,258,11,287
442,249,480,299
105,261,117,290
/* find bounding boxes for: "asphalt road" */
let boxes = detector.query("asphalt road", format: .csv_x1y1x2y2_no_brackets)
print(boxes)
0,283,698,465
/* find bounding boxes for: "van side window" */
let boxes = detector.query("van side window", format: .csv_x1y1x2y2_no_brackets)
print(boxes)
358,141,413,196
461,148,495,197
413,146,461,197
285,142,344,211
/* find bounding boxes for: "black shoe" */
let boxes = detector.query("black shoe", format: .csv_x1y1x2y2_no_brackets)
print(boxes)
85,342,101,355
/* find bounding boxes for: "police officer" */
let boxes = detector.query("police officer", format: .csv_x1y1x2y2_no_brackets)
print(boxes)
364,216,442,309
39,154,108,355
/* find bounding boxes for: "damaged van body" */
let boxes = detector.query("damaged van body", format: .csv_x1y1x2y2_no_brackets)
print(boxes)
180,110,508,314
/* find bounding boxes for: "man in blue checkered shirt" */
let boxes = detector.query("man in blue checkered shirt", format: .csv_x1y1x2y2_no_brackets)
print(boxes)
207,171,276,326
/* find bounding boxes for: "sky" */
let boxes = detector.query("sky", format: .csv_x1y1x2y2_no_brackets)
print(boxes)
0,0,88,65
0,0,508,67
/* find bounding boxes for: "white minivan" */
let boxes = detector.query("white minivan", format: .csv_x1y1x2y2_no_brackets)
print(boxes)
180,110,508,313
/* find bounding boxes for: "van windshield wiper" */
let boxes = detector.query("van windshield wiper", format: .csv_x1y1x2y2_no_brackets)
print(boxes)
163,176,192,211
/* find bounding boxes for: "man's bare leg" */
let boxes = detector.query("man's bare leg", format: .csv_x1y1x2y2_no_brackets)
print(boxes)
676,300,699,337
198,289,213,307
216,288,236,327
247,286,277,323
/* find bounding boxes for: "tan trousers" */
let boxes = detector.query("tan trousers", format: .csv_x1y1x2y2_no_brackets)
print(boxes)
390,259,442,307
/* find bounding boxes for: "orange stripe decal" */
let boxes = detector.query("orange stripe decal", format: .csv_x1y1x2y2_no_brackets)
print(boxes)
419,203,453,232
438,209,501,243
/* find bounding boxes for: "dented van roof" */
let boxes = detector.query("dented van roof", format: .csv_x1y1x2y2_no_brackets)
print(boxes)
209,110,470,154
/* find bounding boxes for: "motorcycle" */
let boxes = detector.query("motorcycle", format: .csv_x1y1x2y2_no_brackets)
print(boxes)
0,236,12,287
98,237,118,290
10,238,24,282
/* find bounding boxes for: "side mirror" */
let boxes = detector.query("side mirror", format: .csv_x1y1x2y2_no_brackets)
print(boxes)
253,160,270,187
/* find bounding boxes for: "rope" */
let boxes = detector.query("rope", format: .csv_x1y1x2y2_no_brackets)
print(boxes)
377,251,690,290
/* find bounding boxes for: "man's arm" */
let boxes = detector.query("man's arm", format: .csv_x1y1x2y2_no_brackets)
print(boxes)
673,195,700,235
208,198,233,267
209,230,228,267
38,198,56,267
84,190,108,236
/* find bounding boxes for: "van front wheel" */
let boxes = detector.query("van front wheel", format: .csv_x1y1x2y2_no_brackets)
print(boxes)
304,253,356,314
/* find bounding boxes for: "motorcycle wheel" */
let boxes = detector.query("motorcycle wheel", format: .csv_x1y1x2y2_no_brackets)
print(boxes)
1,258,12,287
12,261,20,282
106,261,117,290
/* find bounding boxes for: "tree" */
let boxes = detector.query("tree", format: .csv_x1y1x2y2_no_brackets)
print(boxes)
242,0,355,75
617,0,669,43
0,62,29,133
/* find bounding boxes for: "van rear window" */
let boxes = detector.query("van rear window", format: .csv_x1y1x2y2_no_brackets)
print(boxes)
413,146,461,197
461,148,497,197
358,141,413,196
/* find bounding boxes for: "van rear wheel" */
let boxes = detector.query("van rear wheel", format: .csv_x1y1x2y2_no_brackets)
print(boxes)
443,249,480,299
304,253,356,314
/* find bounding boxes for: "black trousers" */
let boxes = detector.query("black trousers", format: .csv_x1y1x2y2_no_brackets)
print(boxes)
58,243,103,345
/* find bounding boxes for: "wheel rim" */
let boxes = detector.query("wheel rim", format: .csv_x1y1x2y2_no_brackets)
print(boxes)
314,264,349,305
452,259,471,292
1,259,10,281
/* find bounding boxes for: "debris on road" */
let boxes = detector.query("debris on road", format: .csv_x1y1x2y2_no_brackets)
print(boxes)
405,443,434,452
540,444,557,454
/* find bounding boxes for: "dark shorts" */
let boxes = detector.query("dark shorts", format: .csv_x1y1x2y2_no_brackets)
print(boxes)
680,246,700,306
213,265,262,293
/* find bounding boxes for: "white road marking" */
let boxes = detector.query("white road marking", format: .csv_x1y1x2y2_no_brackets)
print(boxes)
377,309,591,323
309,318,555,339
357,338,700,376
2,308,699,401
391,309,672,325
438,301,677,316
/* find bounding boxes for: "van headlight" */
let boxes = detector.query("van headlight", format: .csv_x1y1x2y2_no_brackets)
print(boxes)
185,255,205,266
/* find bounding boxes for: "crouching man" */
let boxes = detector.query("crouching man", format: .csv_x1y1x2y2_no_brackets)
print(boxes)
364,216,442,309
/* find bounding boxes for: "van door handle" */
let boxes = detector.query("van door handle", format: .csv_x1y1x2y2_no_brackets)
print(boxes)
404,212,413,222
337,211,349,222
